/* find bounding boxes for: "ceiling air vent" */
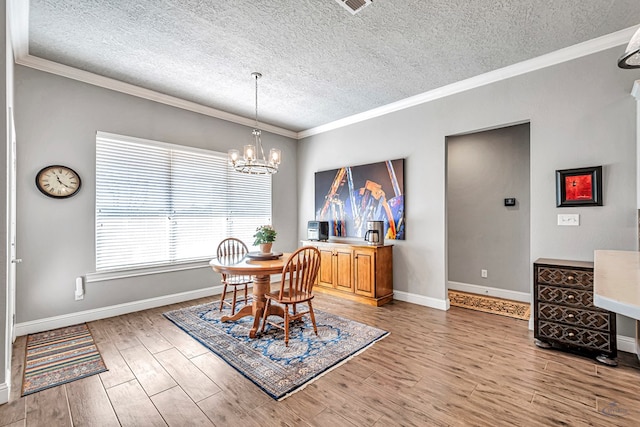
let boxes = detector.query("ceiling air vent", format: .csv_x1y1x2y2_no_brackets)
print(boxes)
335,0,372,15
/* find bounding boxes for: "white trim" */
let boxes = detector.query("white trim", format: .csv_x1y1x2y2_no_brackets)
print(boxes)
618,335,638,355
11,11,639,141
85,261,211,283
7,0,28,60
392,290,450,311
15,286,222,336
96,131,229,157
12,286,637,356
0,370,8,405
299,26,640,138
14,54,298,139
447,281,531,303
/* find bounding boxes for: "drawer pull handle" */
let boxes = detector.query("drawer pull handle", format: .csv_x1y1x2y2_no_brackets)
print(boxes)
567,295,575,300
567,275,575,281
567,314,575,318
568,332,575,337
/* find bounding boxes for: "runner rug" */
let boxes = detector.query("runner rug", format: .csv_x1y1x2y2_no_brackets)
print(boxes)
448,290,531,320
22,323,108,396
164,302,389,401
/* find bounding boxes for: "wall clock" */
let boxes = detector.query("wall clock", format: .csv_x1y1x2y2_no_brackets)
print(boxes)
35,165,82,198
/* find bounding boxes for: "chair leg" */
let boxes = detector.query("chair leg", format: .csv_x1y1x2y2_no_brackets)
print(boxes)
261,299,271,333
284,304,290,347
231,287,238,315
244,284,248,304
308,301,318,336
219,284,228,312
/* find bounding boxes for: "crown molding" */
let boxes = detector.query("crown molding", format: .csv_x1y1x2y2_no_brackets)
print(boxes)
10,0,299,139
299,25,639,139
15,55,298,139
10,2,638,140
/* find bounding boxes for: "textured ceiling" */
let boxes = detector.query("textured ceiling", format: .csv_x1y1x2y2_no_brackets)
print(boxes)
27,0,640,132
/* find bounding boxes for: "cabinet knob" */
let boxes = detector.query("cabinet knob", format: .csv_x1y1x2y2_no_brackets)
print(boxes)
567,275,575,282
567,313,575,318
567,295,575,300
568,332,575,337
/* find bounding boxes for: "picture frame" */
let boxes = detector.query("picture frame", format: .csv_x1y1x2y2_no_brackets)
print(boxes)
556,166,602,207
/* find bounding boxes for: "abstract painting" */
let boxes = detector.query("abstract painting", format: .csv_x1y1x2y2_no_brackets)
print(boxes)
315,159,405,240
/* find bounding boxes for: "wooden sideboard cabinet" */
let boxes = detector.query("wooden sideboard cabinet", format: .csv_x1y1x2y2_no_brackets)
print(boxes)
533,258,617,366
301,240,393,306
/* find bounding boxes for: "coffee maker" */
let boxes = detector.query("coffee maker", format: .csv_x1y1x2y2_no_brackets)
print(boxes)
364,220,384,245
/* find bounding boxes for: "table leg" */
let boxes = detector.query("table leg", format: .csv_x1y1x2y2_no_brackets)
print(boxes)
220,274,286,338
248,275,270,338
220,274,270,324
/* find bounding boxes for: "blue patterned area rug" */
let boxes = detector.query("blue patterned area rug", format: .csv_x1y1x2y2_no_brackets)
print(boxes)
163,302,389,400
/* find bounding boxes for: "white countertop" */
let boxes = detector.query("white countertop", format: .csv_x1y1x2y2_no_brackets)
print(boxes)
594,250,640,321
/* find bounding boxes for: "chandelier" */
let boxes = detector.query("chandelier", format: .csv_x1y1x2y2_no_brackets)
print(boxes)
228,72,281,174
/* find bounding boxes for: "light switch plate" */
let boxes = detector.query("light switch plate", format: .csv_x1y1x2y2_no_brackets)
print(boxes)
557,214,579,226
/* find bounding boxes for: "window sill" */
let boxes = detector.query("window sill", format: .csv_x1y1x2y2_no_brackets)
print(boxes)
85,260,212,283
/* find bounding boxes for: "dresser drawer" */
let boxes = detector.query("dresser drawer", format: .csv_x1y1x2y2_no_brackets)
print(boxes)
537,320,613,352
537,284,594,308
537,302,612,331
536,266,593,290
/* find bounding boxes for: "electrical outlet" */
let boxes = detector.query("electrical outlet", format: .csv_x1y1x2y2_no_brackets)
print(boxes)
481,269,488,278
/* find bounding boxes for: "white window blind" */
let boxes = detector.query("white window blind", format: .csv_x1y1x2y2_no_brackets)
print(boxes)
96,132,272,272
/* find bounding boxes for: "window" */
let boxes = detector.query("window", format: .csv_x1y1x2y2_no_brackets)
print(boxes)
95,132,272,272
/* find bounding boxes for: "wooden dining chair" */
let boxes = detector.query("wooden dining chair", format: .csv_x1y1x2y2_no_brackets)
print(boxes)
260,246,321,346
217,238,252,315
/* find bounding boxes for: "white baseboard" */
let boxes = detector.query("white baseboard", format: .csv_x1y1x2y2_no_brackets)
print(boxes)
13,285,637,356
617,335,638,355
0,380,8,405
393,290,450,310
448,281,531,303
15,286,223,336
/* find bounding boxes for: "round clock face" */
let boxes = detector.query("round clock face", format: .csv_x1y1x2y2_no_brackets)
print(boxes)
36,165,82,198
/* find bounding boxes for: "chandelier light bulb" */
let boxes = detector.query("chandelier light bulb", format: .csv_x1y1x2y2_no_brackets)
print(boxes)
228,149,239,164
244,145,256,161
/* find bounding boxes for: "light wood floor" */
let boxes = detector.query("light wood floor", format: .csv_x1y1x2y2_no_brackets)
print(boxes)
1,292,640,426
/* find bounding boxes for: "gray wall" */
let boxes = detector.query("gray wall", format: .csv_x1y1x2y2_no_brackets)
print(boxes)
298,46,640,337
13,66,298,323
447,124,531,293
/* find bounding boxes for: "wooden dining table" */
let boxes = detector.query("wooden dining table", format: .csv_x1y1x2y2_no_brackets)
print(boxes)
209,252,290,338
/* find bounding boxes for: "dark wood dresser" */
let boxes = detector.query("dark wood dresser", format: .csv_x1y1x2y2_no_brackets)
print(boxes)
533,258,617,365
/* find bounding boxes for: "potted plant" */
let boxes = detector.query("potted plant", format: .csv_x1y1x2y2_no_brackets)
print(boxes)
253,225,277,254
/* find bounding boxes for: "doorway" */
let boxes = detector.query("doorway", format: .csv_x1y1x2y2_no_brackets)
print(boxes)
446,123,531,303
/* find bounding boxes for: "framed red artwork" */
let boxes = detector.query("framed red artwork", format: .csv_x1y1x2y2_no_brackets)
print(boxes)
556,166,602,207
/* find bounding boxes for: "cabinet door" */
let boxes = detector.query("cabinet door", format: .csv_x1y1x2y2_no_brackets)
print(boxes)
354,249,375,297
335,248,354,292
318,247,335,288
